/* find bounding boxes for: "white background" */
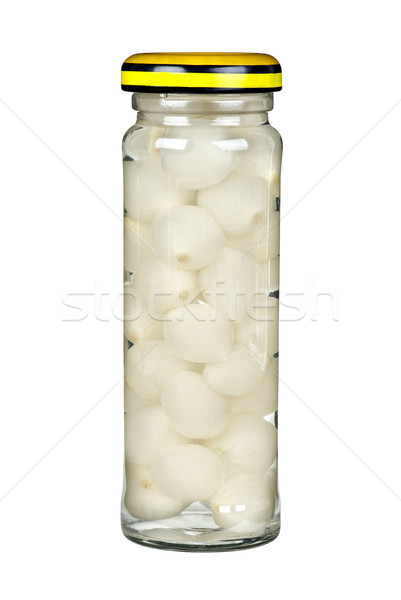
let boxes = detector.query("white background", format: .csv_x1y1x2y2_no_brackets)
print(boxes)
1,0,400,598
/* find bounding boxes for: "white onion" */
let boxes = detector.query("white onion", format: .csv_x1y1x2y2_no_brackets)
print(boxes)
225,231,257,256
235,125,282,181
205,415,277,474
124,384,158,414
265,466,278,496
132,258,199,316
197,174,269,238
124,462,188,521
151,444,223,503
125,340,194,399
164,303,234,363
235,129,273,177
124,217,154,274
124,282,164,343
160,126,238,190
260,257,279,293
230,361,278,416
203,344,266,397
268,171,281,212
161,370,231,438
234,298,279,363
233,257,279,295
224,206,280,264
124,158,196,223
123,126,165,160
152,205,225,270
248,208,280,262
124,405,188,466
199,248,262,323
210,472,275,533
124,312,163,344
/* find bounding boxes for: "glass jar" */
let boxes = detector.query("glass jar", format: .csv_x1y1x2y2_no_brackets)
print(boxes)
121,53,282,551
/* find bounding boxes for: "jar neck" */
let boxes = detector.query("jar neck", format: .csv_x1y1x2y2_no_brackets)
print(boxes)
131,92,273,127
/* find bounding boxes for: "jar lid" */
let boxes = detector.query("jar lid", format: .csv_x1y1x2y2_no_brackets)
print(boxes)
121,52,282,93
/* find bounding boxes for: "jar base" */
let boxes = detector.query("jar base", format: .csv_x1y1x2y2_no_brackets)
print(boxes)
121,505,280,552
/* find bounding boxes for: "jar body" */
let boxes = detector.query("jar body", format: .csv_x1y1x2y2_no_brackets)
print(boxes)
122,93,281,551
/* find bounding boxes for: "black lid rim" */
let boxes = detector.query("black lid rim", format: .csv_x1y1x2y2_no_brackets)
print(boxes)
121,62,282,75
122,85,282,94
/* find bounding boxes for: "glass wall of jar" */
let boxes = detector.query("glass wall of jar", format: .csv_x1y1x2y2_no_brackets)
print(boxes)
121,67,282,551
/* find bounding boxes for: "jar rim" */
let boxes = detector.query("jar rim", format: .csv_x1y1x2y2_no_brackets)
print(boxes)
131,92,274,114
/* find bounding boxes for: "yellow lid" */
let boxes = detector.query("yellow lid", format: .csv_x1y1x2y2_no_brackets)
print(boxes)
121,52,282,93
